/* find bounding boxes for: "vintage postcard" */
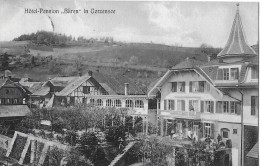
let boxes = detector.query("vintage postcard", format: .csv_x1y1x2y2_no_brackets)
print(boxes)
0,0,258,166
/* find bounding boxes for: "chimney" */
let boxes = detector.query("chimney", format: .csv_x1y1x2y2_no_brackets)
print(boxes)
88,71,93,76
124,83,129,96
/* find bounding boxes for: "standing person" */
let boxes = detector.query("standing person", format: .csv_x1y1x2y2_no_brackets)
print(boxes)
217,134,222,144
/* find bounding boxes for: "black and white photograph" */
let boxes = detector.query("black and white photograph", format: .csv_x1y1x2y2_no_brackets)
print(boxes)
0,0,258,166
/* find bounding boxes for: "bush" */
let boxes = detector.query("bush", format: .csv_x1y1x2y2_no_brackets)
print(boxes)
105,125,125,146
80,132,98,147
64,130,79,146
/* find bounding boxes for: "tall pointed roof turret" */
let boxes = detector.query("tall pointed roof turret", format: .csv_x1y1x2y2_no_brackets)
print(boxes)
217,3,256,59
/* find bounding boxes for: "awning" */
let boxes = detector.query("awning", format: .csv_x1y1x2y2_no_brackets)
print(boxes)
246,142,258,159
0,105,31,117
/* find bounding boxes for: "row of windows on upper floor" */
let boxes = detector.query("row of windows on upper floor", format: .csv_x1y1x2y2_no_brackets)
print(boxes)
0,98,24,105
216,67,258,81
89,99,145,108
162,99,241,115
170,81,210,93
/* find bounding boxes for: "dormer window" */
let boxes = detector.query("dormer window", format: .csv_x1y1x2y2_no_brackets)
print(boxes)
223,68,229,80
230,68,239,80
217,67,239,80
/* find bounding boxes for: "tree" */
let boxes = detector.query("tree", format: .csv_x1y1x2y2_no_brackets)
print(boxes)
64,130,79,146
200,43,222,60
0,52,10,70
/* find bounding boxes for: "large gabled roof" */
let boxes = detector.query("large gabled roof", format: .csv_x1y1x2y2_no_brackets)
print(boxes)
93,72,146,95
48,77,78,87
55,75,92,96
217,5,256,58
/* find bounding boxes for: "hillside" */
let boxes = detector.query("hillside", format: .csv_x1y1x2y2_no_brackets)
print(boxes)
0,41,220,90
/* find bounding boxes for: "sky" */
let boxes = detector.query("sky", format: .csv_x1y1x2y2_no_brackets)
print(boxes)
0,0,258,47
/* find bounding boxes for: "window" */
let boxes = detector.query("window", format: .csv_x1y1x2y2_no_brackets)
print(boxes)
251,67,258,79
251,96,259,116
190,81,199,92
205,101,214,113
223,101,229,113
171,82,177,92
83,86,91,94
233,129,237,134
168,100,175,110
106,99,113,107
114,99,122,107
230,101,239,114
13,98,18,104
221,128,230,138
97,99,103,106
5,98,10,105
223,68,229,80
177,100,185,111
198,81,205,92
135,100,144,108
230,68,238,80
178,82,185,92
189,100,199,112
204,123,211,137
172,82,185,92
126,100,133,108
90,99,95,104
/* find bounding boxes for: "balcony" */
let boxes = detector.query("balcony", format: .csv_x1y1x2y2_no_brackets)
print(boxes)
160,110,201,119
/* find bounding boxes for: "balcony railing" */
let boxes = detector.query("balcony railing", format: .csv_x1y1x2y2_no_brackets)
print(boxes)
160,110,201,119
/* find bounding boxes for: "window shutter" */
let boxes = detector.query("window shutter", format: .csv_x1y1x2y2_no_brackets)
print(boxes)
164,100,167,110
189,82,192,92
236,68,239,79
216,101,222,113
183,82,186,92
210,101,214,113
200,101,204,113
236,102,241,115
182,100,185,111
251,96,255,115
217,69,223,80
210,123,214,139
189,100,192,111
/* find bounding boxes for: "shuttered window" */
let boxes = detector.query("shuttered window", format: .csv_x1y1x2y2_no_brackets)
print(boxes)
205,101,214,113
223,101,229,113
168,100,175,110
223,68,229,80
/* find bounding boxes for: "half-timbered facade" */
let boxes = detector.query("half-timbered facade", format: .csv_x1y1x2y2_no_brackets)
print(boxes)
0,78,31,135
